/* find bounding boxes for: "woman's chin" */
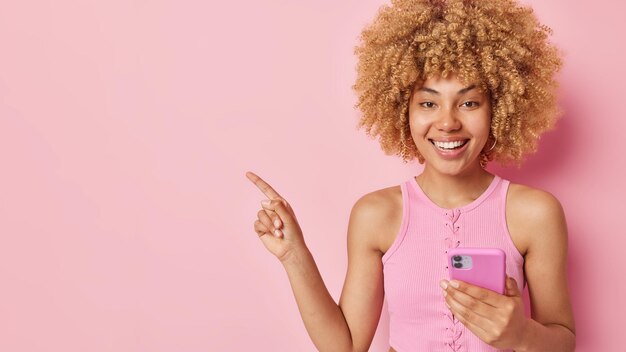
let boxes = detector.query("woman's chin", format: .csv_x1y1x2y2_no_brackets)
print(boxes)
423,157,482,176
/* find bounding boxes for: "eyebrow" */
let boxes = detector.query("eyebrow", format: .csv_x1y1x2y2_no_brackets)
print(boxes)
417,84,477,95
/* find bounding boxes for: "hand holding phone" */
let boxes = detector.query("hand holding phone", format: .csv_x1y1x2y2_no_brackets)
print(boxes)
447,247,506,294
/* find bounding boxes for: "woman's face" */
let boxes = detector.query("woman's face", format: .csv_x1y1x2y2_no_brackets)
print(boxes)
408,74,492,176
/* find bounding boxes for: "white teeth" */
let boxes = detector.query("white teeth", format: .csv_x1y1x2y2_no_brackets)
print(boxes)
433,140,467,149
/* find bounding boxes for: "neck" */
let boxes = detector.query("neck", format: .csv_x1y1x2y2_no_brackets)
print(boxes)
416,163,494,209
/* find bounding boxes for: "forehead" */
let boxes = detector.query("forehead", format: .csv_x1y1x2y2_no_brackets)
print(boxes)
412,73,487,95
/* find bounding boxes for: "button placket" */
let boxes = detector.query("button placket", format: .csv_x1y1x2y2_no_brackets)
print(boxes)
443,208,464,351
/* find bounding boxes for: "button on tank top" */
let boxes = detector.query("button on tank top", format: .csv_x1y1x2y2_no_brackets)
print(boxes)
382,174,525,352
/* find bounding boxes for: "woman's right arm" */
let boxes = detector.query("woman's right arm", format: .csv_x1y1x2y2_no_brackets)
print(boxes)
279,193,387,352
247,172,386,352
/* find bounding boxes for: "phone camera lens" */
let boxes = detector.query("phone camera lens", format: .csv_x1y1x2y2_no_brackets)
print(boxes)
453,262,463,268
453,255,462,262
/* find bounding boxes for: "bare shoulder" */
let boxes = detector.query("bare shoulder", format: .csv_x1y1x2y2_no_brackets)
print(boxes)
351,185,403,255
507,183,565,224
506,182,567,256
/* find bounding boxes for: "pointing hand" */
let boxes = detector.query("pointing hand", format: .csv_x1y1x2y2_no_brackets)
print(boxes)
246,171,307,263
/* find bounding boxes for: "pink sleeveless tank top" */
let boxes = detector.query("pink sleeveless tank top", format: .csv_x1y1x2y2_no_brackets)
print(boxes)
382,174,525,352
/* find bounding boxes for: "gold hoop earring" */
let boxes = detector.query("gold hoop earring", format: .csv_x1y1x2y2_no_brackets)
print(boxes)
486,135,497,152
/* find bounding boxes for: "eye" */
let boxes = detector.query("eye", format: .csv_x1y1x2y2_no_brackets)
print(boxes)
419,101,436,108
461,101,479,108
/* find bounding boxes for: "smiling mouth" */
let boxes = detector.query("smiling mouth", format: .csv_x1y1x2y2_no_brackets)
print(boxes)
429,139,469,150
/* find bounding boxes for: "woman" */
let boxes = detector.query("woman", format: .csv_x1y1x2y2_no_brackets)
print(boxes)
247,0,575,350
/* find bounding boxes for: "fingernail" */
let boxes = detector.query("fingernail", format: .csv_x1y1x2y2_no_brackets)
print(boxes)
274,219,280,227
439,280,448,290
274,229,281,237
449,281,459,288
261,200,270,206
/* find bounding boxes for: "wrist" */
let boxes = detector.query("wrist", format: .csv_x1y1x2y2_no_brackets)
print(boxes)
513,318,535,352
280,245,311,266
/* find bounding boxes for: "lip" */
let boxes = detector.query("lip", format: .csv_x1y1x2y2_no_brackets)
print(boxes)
429,137,470,142
429,139,470,159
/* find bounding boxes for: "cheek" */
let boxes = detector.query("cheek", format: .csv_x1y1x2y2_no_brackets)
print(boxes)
483,109,493,130
469,112,492,135
477,120,491,134
408,114,430,137
482,119,492,135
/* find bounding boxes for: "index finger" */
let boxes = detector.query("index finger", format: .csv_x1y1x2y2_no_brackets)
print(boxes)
447,280,505,308
245,171,283,200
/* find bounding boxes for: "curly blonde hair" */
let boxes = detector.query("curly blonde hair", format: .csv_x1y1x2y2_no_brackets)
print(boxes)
352,0,563,166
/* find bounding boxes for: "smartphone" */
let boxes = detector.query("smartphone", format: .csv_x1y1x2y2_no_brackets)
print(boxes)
447,247,506,294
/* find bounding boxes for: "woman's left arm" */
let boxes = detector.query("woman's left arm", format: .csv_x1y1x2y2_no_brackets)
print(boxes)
512,189,576,351
440,189,576,351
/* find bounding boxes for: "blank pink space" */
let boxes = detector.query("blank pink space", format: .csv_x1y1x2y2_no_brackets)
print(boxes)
0,1,623,351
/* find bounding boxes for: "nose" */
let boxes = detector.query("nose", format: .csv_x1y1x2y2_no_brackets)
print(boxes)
434,108,461,132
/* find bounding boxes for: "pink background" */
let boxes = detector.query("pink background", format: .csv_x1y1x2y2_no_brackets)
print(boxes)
0,0,623,351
